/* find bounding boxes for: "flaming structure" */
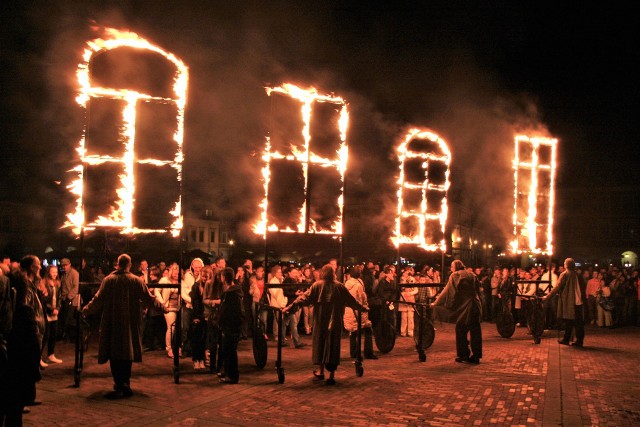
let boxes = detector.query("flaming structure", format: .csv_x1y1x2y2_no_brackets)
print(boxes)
254,84,348,237
511,135,557,254
393,128,451,252
64,28,188,237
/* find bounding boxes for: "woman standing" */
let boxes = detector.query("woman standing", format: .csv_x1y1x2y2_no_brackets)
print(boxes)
156,263,180,358
285,264,366,385
189,267,210,370
39,265,63,365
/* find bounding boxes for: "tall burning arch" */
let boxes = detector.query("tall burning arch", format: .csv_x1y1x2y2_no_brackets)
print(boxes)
64,28,188,236
254,84,348,237
393,128,451,252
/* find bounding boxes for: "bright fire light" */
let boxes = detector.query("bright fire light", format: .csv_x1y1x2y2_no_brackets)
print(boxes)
253,83,348,237
64,27,188,237
393,128,451,252
511,135,557,254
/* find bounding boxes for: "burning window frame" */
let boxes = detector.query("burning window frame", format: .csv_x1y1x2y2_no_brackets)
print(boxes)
393,128,451,252
253,83,348,238
511,135,557,255
64,28,188,237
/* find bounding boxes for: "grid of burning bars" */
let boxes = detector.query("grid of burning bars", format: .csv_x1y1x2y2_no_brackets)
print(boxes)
511,135,557,255
394,129,451,252
64,28,188,237
254,84,349,237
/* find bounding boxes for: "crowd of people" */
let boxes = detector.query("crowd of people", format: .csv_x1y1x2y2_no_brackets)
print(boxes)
2,252,640,425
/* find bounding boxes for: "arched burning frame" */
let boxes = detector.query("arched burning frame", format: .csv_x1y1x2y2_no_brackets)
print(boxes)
511,135,557,255
254,84,348,237
393,128,451,252
64,28,188,237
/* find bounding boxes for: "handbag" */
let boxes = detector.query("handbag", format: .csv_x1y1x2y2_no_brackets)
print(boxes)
598,296,614,312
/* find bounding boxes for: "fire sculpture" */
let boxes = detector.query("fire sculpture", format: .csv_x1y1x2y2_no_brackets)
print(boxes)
64,27,188,237
511,135,557,254
393,128,451,252
253,83,348,237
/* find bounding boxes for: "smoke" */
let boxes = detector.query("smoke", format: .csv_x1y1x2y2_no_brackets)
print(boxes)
5,2,555,256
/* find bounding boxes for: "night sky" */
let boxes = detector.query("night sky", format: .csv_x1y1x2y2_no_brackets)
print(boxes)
1,2,638,259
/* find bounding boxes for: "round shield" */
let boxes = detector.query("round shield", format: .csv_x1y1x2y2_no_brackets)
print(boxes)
414,317,435,349
253,333,268,369
374,310,396,353
496,310,516,338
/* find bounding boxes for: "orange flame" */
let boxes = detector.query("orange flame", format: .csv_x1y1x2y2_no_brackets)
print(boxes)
392,128,451,252
253,84,348,237
511,135,557,255
63,27,188,237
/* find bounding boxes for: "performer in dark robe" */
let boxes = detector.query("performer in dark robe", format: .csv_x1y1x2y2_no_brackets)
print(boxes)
285,264,367,385
431,260,483,364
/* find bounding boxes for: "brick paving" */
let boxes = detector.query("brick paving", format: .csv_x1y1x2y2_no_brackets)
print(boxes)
22,323,640,426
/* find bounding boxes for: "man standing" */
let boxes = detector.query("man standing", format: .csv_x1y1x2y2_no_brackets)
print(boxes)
544,258,587,347
431,260,483,364
59,258,79,340
82,254,160,398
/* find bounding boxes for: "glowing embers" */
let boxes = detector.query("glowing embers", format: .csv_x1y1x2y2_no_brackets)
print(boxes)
64,27,188,236
393,129,451,251
511,135,557,254
254,84,348,237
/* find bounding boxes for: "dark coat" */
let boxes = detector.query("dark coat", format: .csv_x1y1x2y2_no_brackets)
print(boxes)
82,270,157,364
2,304,41,407
547,270,587,320
433,270,482,325
217,284,244,335
290,280,364,372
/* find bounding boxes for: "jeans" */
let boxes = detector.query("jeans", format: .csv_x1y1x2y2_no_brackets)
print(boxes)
285,310,302,346
181,307,193,353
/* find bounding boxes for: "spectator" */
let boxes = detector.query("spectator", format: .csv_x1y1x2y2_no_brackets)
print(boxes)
586,271,603,325
217,267,244,384
181,258,204,357
1,256,43,425
343,267,376,360
596,280,614,328
267,265,287,344
39,265,63,365
59,258,79,340
157,263,180,358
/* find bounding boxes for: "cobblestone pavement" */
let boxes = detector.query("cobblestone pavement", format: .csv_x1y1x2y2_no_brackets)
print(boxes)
23,323,640,426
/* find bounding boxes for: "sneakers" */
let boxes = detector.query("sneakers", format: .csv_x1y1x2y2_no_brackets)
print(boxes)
48,354,63,364
194,360,205,370
40,359,48,369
